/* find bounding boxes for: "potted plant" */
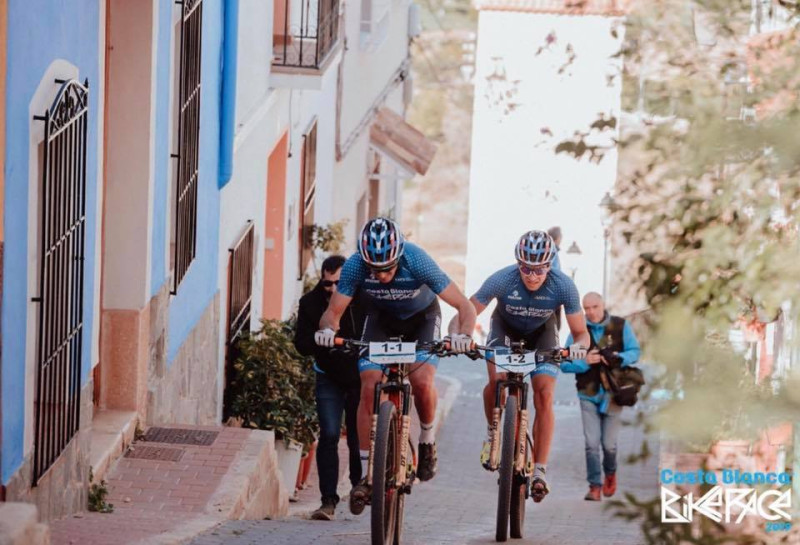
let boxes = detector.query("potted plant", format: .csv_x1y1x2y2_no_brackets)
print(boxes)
228,319,319,498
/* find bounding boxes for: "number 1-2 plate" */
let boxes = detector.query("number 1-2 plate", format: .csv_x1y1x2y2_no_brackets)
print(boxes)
493,351,538,366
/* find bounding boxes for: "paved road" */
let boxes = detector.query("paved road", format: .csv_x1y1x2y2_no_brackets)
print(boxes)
191,356,659,545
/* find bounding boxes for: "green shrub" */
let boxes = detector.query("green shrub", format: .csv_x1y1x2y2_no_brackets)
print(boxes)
228,320,318,449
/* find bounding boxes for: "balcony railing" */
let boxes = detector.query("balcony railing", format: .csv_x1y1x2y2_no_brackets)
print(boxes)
273,0,340,69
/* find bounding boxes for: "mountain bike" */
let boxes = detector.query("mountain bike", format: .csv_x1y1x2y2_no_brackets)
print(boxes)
334,337,457,545
469,341,570,542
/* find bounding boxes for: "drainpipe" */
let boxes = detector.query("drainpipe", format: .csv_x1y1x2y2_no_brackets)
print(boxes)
218,0,239,188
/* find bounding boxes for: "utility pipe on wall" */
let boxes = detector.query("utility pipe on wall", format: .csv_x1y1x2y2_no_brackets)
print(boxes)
218,0,239,188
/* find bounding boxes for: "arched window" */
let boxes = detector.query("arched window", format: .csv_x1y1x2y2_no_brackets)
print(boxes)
31,78,89,484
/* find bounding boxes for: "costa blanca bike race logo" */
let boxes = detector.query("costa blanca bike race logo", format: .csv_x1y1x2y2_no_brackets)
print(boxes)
660,469,792,530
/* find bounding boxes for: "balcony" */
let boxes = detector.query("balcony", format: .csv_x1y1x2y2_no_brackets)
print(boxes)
271,0,342,89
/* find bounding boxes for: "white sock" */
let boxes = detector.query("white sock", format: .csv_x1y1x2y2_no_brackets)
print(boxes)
534,464,547,480
360,450,369,475
419,420,436,444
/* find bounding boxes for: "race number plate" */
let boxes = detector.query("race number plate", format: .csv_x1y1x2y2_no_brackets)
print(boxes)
492,350,540,374
493,351,538,366
369,342,418,365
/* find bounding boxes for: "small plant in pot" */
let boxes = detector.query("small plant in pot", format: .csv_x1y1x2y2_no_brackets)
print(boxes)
228,319,318,497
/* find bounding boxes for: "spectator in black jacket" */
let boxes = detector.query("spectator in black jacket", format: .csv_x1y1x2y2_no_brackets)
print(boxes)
294,255,364,521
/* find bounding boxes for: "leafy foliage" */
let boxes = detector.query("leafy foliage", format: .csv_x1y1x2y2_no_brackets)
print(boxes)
302,220,349,294
310,220,348,255
555,0,800,541
87,467,114,514
228,320,318,449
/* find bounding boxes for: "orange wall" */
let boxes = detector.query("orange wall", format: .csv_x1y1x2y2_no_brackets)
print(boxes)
263,133,288,320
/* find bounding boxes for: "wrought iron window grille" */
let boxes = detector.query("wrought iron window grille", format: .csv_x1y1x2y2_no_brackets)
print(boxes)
171,0,203,294
31,78,89,484
223,221,254,419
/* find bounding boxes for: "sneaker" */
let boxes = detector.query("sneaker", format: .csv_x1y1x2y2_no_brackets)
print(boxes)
584,485,602,501
311,496,338,520
603,473,617,497
531,476,550,503
349,479,371,515
480,440,493,470
417,442,438,481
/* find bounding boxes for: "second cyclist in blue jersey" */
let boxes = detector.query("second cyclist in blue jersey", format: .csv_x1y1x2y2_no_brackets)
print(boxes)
450,230,589,502
315,218,476,515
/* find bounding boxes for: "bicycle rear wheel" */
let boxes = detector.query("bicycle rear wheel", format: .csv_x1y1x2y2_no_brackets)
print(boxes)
510,433,531,538
372,401,399,545
496,395,518,542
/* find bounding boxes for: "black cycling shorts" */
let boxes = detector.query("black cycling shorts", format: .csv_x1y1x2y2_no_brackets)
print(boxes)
358,299,442,372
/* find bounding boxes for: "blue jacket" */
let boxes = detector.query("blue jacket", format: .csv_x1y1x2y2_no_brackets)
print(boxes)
562,313,641,412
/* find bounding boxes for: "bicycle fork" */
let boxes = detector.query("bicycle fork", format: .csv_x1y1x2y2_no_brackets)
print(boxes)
515,387,530,474
366,378,412,487
489,377,529,472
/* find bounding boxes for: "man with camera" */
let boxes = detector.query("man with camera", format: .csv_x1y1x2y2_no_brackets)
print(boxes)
562,292,642,501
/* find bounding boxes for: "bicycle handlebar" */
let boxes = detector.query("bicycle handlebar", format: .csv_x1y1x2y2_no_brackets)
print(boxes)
466,343,571,364
332,338,570,362
332,337,455,353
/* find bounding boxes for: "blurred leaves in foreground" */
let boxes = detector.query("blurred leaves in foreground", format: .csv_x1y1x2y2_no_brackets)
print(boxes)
557,0,800,541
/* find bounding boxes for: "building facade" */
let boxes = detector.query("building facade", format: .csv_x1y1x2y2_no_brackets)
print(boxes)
0,0,433,523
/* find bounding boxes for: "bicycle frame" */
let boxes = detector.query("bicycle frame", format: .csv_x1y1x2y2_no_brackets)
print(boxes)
366,364,414,490
488,373,530,474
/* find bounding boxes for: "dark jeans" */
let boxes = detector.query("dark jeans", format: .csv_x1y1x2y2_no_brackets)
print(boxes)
315,371,361,501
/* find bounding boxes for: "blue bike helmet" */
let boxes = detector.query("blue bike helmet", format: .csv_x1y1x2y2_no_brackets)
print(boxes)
358,218,405,270
515,230,556,266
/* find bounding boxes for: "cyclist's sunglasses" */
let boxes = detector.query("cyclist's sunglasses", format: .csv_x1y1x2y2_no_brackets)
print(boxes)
368,263,398,274
321,279,339,287
518,263,550,277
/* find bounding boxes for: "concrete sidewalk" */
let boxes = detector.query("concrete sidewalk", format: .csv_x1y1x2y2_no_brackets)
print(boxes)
49,426,286,545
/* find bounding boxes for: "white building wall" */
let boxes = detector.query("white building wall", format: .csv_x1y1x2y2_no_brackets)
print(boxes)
339,0,411,139
236,1,273,127
332,0,412,251
334,64,409,250
466,12,623,333
279,59,341,315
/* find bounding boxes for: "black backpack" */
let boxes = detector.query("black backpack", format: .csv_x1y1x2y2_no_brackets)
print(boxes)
589,321,645,407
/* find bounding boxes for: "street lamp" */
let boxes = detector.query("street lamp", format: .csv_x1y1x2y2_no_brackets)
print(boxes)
566,240,582,280
599,192,616,300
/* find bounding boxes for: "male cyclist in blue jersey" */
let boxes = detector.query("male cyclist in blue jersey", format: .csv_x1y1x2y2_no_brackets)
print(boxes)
315,218,476,515
450,230,589,502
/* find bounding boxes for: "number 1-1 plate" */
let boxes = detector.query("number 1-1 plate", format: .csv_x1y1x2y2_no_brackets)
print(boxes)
369,342,418,364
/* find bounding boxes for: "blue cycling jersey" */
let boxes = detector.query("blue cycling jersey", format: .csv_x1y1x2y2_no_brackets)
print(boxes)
474,265,581,334
337,242,452,320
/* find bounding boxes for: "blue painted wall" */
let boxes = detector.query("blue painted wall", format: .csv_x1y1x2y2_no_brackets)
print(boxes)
148,0,223,364
1,0,101,483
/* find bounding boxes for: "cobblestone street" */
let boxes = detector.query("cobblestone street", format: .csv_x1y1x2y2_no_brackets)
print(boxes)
191,357,659,545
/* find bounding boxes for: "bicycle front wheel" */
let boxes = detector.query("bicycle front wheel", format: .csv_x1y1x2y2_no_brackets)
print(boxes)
372,401,399,545
496,395,518,542
510,433,531,538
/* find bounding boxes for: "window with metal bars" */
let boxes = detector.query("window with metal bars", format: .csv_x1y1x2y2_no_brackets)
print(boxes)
32,78,89,484
298,120,317,278
223,221,254,419
172,0,203,293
